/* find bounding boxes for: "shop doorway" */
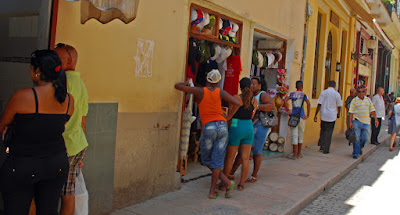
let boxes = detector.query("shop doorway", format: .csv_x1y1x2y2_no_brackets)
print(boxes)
251,29,287,157
324,31,333,89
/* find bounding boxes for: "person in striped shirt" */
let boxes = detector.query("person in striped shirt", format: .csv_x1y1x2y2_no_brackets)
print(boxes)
349,85,379,159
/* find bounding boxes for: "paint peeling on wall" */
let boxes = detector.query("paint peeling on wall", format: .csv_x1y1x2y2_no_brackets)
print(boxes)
134,38,154,78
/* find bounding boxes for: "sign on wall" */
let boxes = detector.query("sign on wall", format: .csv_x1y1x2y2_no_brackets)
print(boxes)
134,38,154,78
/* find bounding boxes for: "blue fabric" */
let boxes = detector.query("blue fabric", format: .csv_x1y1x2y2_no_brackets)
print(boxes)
389,104,400,134
228,119,254,146
199,121,228,169
352,119,370,157
289,91,308,117
252,121,270,155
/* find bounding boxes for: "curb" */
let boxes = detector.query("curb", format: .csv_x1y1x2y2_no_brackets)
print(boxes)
283,135,391,215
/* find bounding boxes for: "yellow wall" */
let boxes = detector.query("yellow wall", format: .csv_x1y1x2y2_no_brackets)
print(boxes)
302,0,356,146
55,0,307,209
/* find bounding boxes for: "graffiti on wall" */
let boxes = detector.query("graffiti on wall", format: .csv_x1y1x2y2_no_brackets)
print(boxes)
134,38,154,78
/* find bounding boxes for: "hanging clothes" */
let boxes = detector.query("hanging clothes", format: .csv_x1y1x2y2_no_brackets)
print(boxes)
223,55,242,95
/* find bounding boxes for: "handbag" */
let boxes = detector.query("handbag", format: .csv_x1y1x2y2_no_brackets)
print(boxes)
345,128,356,144
259,110,278,127
288,95,306,127
0,124,15,168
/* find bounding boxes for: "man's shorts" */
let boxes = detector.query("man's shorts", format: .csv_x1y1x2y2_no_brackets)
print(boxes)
62,148,86,195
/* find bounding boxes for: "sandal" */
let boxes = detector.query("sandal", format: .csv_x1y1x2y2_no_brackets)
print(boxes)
209,192,219,199
298,153,303,158
225,181,235,198
245,176,257,183
228,174,235,180
286,154,298,160
237,184,244,191
389,147,393,151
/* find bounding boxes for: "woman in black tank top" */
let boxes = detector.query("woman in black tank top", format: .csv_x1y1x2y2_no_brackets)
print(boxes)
0,50,75,214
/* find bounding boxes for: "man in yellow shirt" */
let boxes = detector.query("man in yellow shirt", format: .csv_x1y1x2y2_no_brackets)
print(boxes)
349,86,378,159
55,43,89,215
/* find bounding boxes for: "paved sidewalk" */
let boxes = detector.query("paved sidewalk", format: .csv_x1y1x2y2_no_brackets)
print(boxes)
112,121,390,215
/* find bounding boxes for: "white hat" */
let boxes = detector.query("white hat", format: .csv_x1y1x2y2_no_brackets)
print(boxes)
211,44,221,61
215,47,226,63
207,69,221,83
228,22,239,38
274,51,283,62
198,12,209,30
224,47,233,59
190,9,197,22
257,51,264,68
266,52,275,67
218,18,223,29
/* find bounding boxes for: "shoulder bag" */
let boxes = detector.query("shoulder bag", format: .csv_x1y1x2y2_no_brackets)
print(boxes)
258,92,278,127
288,95,306,127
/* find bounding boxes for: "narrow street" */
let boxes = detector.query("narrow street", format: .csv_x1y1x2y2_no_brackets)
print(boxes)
300,138,400,215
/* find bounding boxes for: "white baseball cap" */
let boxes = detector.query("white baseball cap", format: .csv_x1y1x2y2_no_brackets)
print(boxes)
207,69,222,83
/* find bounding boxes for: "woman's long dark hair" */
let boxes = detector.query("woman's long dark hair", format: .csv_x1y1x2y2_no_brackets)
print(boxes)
31,50,67,103
240,78,253,109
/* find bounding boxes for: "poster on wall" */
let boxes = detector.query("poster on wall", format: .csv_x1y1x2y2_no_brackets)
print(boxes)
134,38,154,78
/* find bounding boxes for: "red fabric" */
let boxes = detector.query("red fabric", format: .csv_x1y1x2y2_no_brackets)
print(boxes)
223,55,242,95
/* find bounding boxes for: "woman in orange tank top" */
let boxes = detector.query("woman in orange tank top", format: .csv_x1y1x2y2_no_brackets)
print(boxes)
175,69,240,199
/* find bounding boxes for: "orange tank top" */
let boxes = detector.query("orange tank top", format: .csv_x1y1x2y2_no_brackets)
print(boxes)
199,87,226,126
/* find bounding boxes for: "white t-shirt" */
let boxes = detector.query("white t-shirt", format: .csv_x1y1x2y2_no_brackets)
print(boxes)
372,94,385,118
317,87,342,122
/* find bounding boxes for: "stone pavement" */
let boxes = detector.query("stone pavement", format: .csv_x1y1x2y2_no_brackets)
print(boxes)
300,131,399,215
112,120,390,215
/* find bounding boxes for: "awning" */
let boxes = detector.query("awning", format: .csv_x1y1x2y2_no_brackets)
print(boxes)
66,0,139,24
342,0,374,26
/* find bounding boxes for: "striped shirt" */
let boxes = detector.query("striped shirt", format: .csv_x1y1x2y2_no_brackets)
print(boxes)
349,96,375,124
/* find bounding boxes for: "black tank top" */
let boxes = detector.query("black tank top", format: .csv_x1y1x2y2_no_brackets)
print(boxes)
232,96,254,120
10,88,70,158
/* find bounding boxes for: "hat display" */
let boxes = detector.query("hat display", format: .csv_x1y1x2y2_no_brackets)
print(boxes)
252,50,259,65
215,47,227,63
207,69,221,83
191,9,204,25
220,19,232,36
257,51,264,68
218,18,223,29
210,44,221,61
199,43,211,64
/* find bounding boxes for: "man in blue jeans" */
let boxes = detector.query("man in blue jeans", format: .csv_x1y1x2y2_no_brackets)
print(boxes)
349,86,379,159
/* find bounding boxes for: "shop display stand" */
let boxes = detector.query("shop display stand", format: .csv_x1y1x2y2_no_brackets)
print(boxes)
177,3,243,176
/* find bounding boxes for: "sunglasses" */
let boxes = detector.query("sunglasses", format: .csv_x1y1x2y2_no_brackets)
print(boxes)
56,43,72,59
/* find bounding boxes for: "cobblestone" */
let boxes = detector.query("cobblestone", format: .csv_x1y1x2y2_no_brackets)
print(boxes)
300,139,400,215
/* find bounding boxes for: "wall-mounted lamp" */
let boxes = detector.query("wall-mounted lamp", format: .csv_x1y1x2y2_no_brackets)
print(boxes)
351,51,372,60
366,35,376,49
336,62,341,72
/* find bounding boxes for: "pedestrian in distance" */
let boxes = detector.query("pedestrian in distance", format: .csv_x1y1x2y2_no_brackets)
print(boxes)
371,87,385,145
229,77,275,184
388,97,400,151
222,77,257,191
0,50,75,214
314,81,342,154
345,88,357,130
349,85,379,159
175,69,240,199
284,80,310,159
55,43,89,215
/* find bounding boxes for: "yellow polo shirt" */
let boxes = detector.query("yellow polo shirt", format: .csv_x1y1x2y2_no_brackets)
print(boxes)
63,71,89,156
349,96,375,124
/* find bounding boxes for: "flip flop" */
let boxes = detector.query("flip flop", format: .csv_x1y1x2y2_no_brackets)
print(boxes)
245,176,257,183
237,184,244,191
209,192,219,199
225,181,235,198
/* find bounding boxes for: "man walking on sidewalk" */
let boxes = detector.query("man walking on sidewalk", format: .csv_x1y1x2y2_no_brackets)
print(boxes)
314,81,342,154
371,87,385,145
55,43,89,215
349,86,379,159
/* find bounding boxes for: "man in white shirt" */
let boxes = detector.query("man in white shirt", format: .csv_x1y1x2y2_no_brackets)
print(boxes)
371,87,385,145
314,81,342,154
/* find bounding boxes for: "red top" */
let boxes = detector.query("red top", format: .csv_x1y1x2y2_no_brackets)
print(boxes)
223,55,242,95
198,87,226,126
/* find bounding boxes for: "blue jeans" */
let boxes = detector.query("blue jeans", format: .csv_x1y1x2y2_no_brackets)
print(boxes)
252,121,270,155
352,119,370,156
199,121,228,169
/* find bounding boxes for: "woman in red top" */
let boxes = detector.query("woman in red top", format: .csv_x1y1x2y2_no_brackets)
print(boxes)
175,69,240,199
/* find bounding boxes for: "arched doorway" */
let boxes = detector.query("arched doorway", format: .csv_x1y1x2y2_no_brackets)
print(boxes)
324,31,333,89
